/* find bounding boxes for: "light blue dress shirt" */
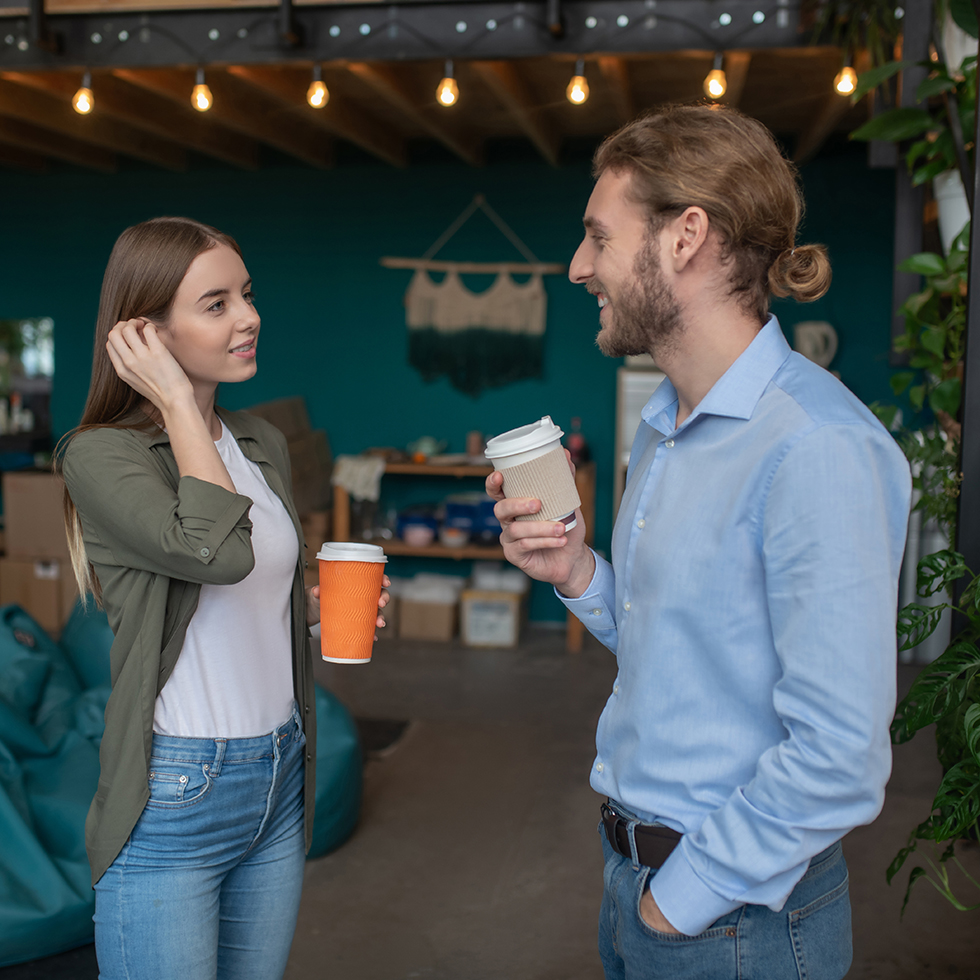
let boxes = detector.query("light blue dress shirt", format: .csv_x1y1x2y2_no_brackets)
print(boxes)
560,317,911,936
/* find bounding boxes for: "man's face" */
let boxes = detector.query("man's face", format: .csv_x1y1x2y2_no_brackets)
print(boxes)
569,169,683,358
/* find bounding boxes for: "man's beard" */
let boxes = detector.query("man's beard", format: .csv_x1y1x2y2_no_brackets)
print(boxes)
593,239,683,359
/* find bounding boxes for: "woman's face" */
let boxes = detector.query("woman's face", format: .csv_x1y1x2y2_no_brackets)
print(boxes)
157,243,260,389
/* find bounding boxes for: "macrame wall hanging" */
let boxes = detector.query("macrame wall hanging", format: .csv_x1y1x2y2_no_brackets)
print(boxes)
381,194,565,398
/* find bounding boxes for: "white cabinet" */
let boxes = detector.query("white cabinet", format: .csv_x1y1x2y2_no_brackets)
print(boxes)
614,367,666,517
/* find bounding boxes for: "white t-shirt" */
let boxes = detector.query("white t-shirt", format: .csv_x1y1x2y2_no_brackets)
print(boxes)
153,421,298,738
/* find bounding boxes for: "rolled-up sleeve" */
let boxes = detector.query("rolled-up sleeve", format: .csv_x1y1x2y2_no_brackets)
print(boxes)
63,429,256,585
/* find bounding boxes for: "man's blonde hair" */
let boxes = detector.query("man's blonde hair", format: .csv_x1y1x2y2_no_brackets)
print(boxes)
593,104,831,322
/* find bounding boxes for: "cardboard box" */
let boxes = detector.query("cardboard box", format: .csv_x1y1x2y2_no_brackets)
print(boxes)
460,589,525,648
399,599,457,642
289,430,333,515
0,556,78,636
244,397,311,441
2,471,70,560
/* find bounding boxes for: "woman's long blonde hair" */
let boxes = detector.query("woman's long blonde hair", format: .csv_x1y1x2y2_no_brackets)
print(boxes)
55,216,242,604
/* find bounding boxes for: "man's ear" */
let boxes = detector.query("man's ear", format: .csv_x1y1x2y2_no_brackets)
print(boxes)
667,207,710,273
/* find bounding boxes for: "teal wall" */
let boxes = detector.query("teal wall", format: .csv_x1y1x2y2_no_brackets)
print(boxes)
0,141,896,620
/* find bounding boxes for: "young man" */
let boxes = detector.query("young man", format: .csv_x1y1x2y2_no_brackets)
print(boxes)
487,105,911,979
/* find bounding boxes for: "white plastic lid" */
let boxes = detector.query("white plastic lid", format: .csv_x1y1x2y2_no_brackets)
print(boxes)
484,416,564,460
315,542,387,563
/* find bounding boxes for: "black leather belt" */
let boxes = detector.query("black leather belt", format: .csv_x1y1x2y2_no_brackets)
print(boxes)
601,802,682,868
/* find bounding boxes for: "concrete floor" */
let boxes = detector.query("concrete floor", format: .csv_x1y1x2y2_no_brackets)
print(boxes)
286,628,980,980
7,627,976,979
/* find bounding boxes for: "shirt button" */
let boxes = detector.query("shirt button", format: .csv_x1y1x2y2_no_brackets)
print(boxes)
613,684,620,694
665,439,675,448
623,601,631,611
200,547,211,557
596,762,604,773
637,519,646,529
592,608,602,616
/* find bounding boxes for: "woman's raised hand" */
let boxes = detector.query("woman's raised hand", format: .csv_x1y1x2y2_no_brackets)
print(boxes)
105,318,194,416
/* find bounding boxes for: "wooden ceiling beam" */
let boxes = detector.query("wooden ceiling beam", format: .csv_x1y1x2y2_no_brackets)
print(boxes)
0,139,48,172
344,62,483,167
0,76,184,170
471,60,561,167
597,56,635,127
225,64,407,168
2,70,259,170
0,109,116,171
720,51,752,108
113,67,334,169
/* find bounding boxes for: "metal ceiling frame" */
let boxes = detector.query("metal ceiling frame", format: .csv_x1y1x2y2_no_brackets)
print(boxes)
0,1,804,71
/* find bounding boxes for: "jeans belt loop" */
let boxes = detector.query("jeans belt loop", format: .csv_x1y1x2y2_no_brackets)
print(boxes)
626,819,641,871
210,737,227,777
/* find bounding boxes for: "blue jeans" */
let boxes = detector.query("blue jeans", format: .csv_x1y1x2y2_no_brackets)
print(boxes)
94,706,307,980
598,828,852,980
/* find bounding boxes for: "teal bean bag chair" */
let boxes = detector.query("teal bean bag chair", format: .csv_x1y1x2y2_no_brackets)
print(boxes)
0,600,362,966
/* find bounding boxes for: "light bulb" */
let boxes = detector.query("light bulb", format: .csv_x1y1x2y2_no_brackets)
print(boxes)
566,59,589,105
834,65,857,96
72,71,93,114
437,60,458,106
307,79,328,108
704,53,726,100
192,68,212,112
307,65,328,108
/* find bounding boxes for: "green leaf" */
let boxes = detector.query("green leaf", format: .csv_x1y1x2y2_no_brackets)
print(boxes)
910,384,927,410
931,760,980,840
951,0,979,39
920,325,947,357
898,252,947,277
853,60,915,101
887,842,917,884
930,377,962,416
896,602,951,651
900,866,929,916
892,639,980,742
917,75,957,100
909,353,941,371
953,222,972,252
965,703,980,766
901,288,934,317
912,157,956,186
851,108,936,143
916,550,970,598
870,403,900,430
890,371,916,396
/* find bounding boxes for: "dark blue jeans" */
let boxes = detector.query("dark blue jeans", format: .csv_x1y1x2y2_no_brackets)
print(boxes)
598,833,852,980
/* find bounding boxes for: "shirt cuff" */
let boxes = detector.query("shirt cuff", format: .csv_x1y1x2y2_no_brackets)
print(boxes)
648,844,743,937
553,551,617,631
177,476,253,564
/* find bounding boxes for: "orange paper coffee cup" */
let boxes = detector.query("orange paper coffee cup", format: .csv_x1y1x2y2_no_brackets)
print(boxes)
317,542,387,664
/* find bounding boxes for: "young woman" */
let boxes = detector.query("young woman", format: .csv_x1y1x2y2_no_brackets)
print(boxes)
58,216,387,980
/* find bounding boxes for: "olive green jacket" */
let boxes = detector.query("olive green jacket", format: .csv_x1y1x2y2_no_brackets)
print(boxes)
61,407,316,886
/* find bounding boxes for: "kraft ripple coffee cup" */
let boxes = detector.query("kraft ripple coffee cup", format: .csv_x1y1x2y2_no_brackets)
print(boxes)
484,416,581,531
316,542,387,664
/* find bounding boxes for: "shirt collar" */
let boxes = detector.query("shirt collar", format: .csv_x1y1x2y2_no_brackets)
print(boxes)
144,406,260,455
642,315,792,434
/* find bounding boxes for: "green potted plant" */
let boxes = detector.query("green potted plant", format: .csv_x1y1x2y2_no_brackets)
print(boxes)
871,225,980,912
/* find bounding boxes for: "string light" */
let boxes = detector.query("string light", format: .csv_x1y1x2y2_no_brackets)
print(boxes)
191,67,213,112
72,70,94,114
307,64,329,108
437,60,458,106
566,59,589,105
703,52,727,100
834,65,858,96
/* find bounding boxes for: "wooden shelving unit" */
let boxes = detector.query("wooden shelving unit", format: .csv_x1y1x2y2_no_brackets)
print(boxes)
332,458,596,651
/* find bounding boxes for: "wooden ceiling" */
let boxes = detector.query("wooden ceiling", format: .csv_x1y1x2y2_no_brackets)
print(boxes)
0,1,870,173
